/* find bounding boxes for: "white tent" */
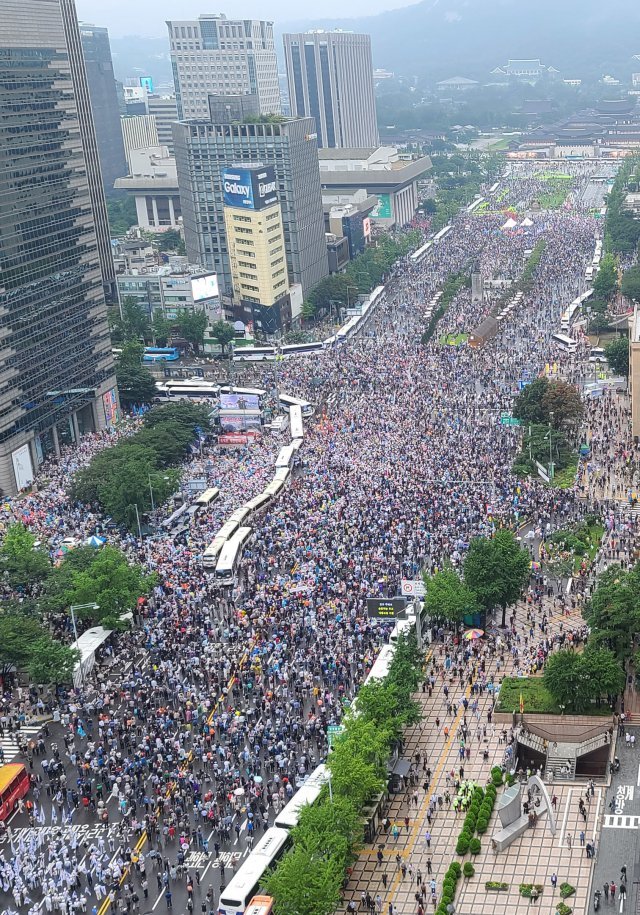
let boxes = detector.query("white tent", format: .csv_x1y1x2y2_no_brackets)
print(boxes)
501,218,518,229
521,217,534,227
72,625,112,687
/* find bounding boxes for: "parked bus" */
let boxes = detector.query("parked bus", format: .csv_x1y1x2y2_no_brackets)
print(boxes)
202,520,239,569
143,346,180,363
278,394,313,417
551,332,578,353
289,404,304,441
274,764,329,831
0,764,30,821
213,526,252,586
194,487,220,509
218,829,290,915
275,444,295,469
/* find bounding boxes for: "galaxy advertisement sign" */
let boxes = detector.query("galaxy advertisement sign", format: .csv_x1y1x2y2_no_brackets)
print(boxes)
223,165,278,211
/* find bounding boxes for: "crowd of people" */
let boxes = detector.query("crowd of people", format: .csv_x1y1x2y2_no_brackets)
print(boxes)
0,165,636,915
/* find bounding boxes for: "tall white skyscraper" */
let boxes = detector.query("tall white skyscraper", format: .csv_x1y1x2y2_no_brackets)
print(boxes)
167,14,281,120
283,30,379,149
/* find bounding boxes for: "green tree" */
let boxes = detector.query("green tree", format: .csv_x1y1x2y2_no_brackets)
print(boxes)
0,523,51,590
156,229,185,254
27,638,79,686
621,265,640,303
512,377,550,425
120,297,152,342
44,545,155,626
463,530,530,628
585,565,640,662
209,319,236,354
543,649,581,710
115,356,157,406
605,336,629,376
152,313,175,347
175,309,208,353
266,845,344,915
352,679,421,743
294,795,362,861
544,647,623,712
0,613,46,678
592,253,619,301
143,401,212,432
106,197,138,236
423,567,479,624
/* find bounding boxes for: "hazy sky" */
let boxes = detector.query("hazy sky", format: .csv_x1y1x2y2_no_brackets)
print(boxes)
75,0,413,36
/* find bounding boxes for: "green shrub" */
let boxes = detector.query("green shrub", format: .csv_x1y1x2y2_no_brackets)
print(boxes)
556,905,572,915
491,767,504,786
463,862,475,878
559,883,576,899
456,836,470,855
469,838,481,855
449,862,462,878
485,881,509,891
519,884,544,898
476,817,488,834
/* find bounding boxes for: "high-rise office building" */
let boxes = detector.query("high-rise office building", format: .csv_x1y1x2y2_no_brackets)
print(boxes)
283,30,379,149
173,103,328,299
79,23,128,194
0,0,118,495
167,14,280,120
121,115,160,168
147,94,179,153
223,164,291,335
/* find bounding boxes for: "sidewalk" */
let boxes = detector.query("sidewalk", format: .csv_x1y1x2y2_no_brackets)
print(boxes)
343,596,597,915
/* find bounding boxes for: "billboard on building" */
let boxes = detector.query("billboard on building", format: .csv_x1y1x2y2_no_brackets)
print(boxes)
220,392,260,411
139,76,154,92
223,165,278,211
220,412,262,432
371,194,393,219
191,274,219,301
12,444,34,491
102,388,119,428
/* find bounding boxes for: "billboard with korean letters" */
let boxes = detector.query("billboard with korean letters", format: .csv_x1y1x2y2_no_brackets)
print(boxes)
223,165,278,211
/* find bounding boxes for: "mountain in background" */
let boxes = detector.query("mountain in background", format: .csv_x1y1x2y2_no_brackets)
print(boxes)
276,0,640,81
110,0,640,88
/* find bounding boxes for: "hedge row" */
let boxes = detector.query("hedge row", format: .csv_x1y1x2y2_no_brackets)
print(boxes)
421,272,470,345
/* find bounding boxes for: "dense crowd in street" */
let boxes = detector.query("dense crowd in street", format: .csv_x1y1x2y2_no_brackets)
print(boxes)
0,166,636,915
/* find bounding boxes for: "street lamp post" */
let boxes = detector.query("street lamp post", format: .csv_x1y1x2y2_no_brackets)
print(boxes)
548,411,554,480
148,473,155,514
70,603,99,692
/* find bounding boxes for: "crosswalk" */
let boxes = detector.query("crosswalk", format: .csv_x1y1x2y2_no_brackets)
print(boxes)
603,814,640,830
0,725,42,763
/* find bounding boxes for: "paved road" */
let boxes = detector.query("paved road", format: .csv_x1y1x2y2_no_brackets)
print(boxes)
590,727,640,914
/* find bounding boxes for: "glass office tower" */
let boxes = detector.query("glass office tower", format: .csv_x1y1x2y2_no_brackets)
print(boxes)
0,0,118,495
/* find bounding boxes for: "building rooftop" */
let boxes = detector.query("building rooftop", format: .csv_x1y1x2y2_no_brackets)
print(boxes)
318,147,381,160
319,157,431,190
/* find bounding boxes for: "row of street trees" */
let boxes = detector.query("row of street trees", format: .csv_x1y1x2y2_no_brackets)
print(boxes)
70,402,211,530
604,156,640,255
423,529,531,629
266,634,423,915
301,231,422,321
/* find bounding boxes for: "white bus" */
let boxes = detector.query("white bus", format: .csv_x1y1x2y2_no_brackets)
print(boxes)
551,332,578,353
218,828,290,915
273,466,291,485
274,764,330,830
214,526,253,586
363,644,396,685
228,505,252,526
243,491,273,513
264,479,285,499
289,404,304,441
194,487,220,509
275,444,295,469
279,394,314,417
202,519,239,569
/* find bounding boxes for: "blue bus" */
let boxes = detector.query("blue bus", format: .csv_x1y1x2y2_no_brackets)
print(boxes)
143,346,180,363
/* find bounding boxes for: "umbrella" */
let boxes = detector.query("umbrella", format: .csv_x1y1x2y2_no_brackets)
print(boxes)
463,628,484,641
85,535,105,548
